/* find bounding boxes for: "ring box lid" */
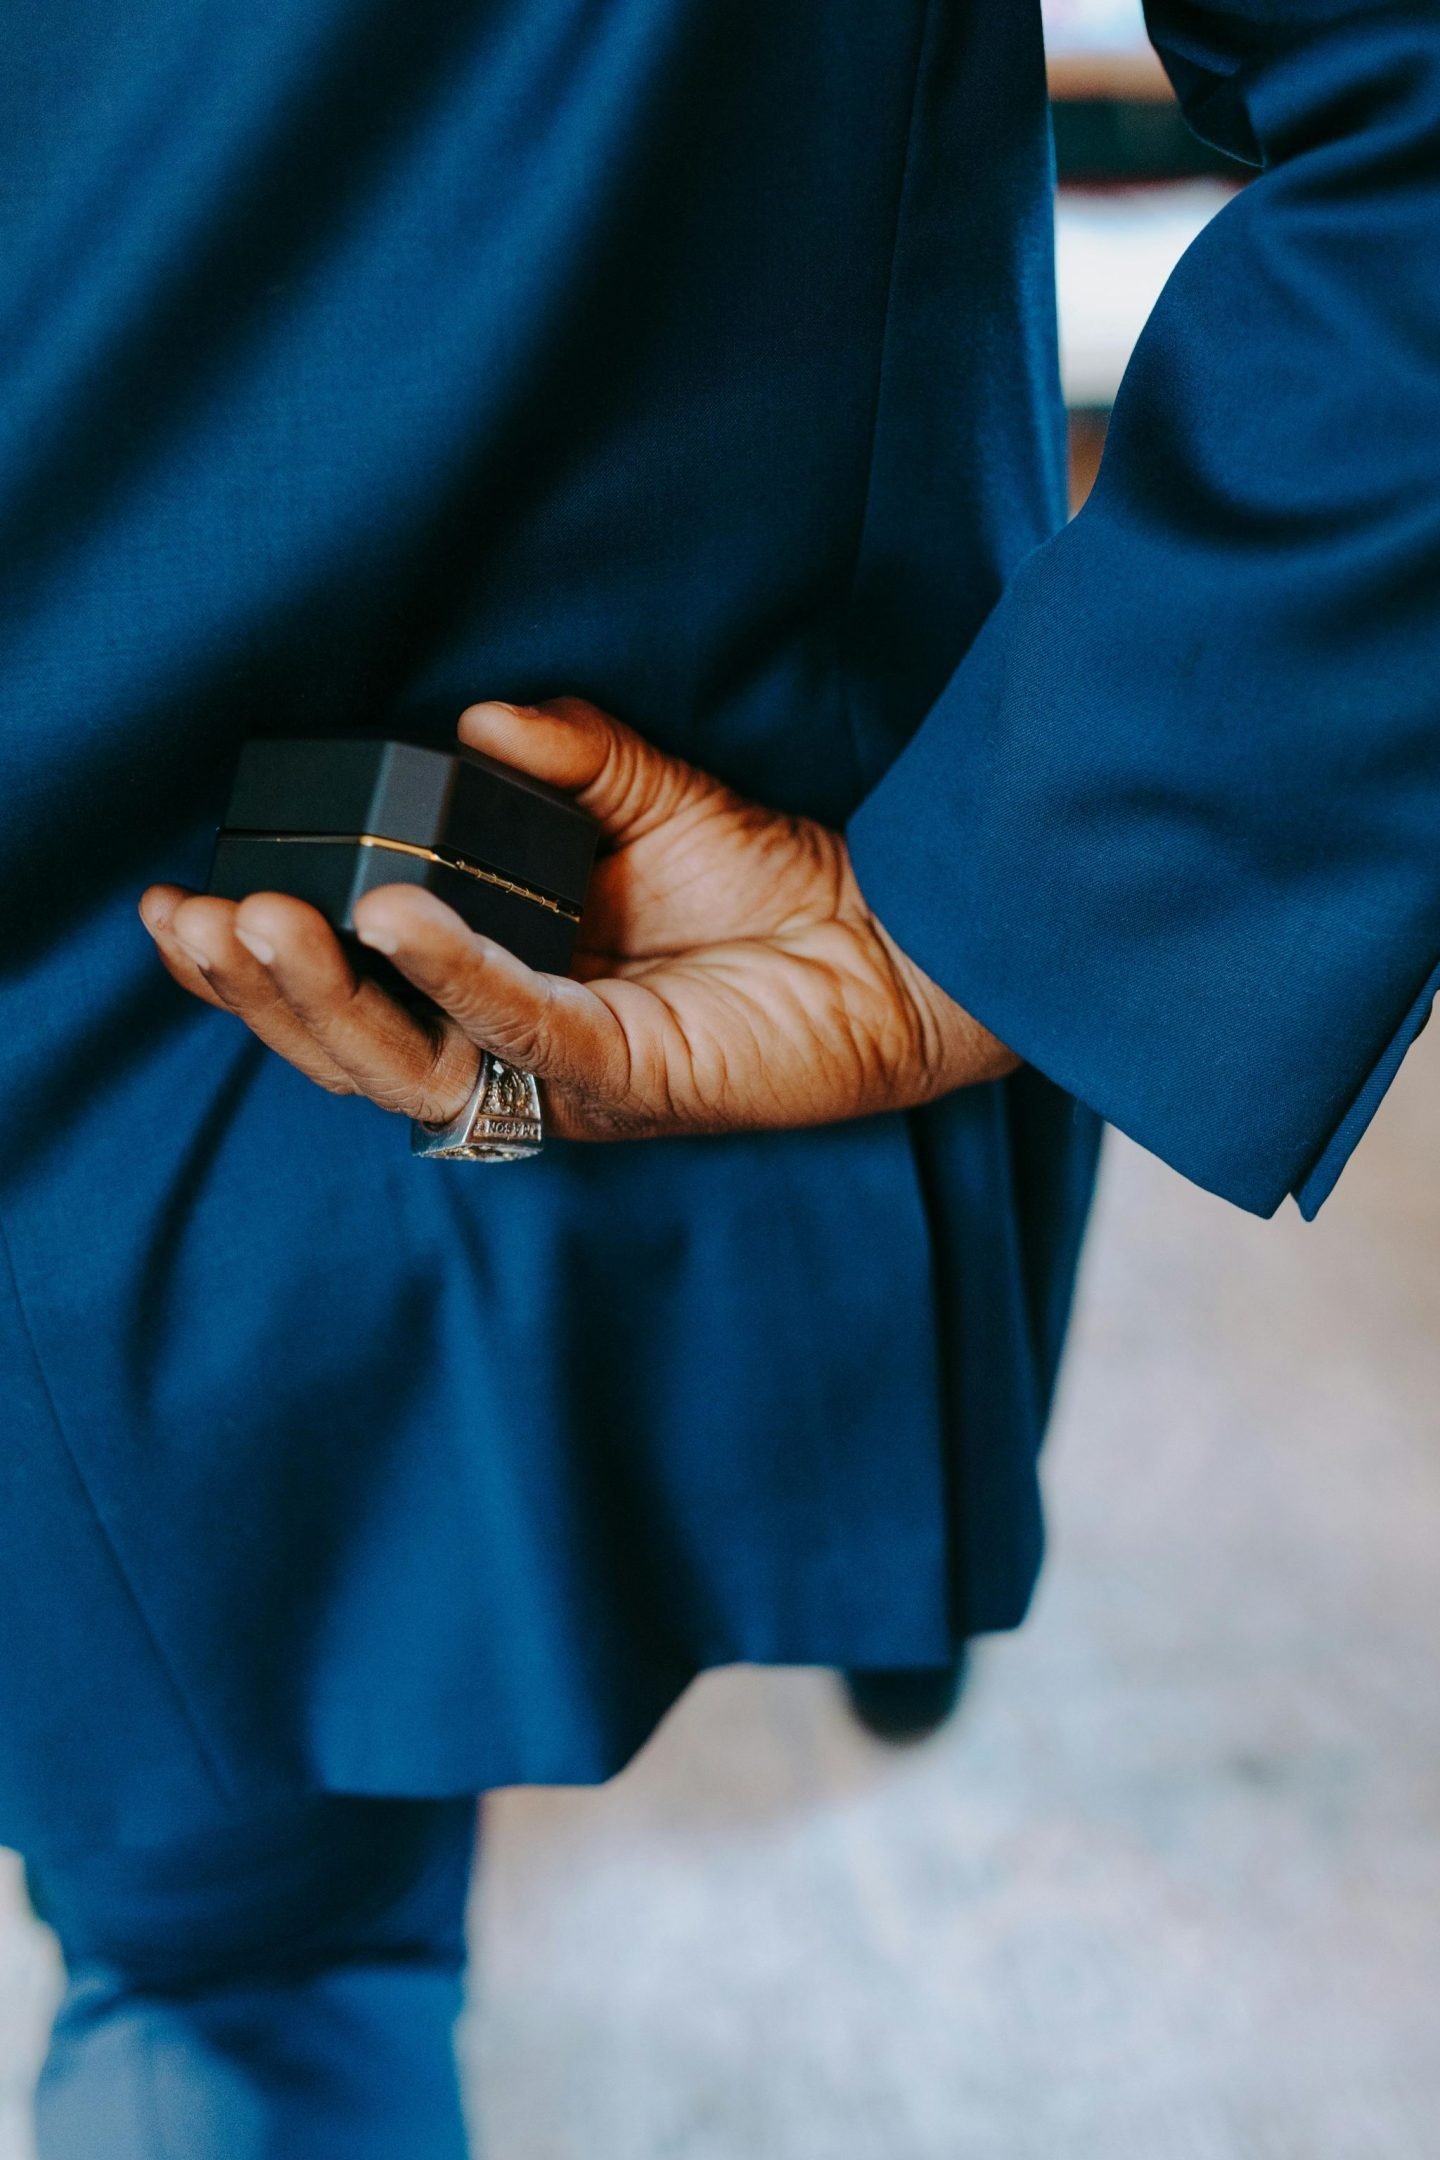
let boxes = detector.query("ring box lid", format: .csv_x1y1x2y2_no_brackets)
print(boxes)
220,737,597,912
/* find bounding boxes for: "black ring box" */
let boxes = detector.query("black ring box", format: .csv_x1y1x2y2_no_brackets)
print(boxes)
207,738,597,976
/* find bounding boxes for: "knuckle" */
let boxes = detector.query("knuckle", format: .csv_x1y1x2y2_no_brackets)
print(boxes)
445,978,550,1071
475,1006,545,1069
409,1029,478,1122
427,958,484,1023
593,727,645,823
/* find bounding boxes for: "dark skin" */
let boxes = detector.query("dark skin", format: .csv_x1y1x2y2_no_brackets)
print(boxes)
140,697,1016,1136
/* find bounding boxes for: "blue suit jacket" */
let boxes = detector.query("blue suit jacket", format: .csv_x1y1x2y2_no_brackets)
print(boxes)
1,0,1433,1849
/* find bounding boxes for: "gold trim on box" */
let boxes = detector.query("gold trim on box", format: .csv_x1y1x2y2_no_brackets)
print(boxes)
231,832,582,921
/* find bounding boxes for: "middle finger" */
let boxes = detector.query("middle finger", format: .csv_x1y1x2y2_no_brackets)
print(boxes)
208,889,480,1121
145,886,358,1093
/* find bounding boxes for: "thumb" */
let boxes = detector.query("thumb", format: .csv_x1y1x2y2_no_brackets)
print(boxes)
456,696,720,845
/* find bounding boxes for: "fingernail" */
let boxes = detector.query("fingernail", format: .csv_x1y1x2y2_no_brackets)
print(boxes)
234,927,276,966
175,938,213,974
355,926,399,957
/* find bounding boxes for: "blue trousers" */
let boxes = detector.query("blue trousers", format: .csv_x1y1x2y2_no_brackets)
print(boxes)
28,1797,479,2159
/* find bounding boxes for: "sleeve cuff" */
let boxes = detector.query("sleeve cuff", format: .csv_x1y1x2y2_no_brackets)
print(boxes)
1292,956,1440,1219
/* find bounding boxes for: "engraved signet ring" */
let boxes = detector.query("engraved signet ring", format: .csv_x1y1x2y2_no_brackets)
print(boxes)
411,1050,544,1162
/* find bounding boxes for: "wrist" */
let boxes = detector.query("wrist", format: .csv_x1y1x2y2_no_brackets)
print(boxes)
840,843,1018,1103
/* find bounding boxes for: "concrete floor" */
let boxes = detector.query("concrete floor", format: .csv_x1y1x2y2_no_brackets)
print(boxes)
2,1028,1438,2157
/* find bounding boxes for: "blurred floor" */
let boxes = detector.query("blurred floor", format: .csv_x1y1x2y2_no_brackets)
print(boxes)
3,1028,1439,2157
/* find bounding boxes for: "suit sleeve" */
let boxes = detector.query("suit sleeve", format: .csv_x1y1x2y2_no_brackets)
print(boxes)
846,0,1440,1218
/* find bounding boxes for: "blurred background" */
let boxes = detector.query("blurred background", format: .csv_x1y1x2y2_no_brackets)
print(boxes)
3,3,1436,2153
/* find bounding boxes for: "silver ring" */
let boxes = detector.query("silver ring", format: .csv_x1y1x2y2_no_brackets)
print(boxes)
411,1051,544,1162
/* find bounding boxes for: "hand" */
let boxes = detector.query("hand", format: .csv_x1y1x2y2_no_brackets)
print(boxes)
140,698,1016,1140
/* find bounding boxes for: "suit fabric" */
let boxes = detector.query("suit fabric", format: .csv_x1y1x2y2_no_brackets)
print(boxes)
33,1797,476,2157
1,0,1432,1853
